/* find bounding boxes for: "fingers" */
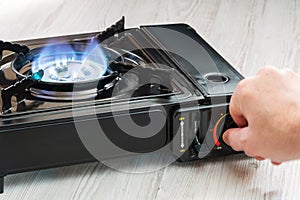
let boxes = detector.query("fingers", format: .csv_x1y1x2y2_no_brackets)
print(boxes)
229,80,249,128
229,102,248,128
223,128,283,166
223,127,259,158
222,127,247,152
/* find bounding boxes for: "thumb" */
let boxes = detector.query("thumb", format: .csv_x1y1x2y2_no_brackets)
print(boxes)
222,128,248,152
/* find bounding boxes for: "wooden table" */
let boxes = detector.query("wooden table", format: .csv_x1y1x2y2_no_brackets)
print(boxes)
0,0,299,199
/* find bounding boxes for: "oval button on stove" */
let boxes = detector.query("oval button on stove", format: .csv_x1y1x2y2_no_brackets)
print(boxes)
204,73,229,83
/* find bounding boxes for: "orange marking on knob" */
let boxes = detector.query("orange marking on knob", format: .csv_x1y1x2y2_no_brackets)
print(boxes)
213,113,229,147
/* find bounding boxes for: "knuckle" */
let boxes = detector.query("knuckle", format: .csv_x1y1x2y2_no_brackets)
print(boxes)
283,68,296,77
235,79,252,99
235,79,248,92
257,66,277,76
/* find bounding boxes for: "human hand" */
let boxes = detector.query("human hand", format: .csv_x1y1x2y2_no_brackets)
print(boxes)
223,66,300,164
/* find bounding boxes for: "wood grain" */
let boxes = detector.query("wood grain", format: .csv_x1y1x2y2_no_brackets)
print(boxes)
1,0,300,199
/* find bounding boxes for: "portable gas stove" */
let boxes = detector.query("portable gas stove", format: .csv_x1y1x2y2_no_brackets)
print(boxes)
0,17,243,192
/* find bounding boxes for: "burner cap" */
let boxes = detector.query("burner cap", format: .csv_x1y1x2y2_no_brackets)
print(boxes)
32,58,106,84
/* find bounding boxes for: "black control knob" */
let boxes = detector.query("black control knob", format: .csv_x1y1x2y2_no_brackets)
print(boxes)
219,114,237,146
210,113,237,147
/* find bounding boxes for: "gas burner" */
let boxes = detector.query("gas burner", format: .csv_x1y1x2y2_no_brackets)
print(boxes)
8,42,145,102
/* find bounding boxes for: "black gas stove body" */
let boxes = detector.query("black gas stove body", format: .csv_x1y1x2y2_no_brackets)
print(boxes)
0,17,243,192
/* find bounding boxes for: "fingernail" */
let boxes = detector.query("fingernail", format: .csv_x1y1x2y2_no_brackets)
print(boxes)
271,161,282,166
255,156,265,161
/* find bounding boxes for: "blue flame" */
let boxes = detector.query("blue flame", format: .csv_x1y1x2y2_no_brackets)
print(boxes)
32,40,108,83
31,69,44,81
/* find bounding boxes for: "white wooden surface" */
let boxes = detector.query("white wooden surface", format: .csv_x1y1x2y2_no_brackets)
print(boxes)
0,0,300,199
